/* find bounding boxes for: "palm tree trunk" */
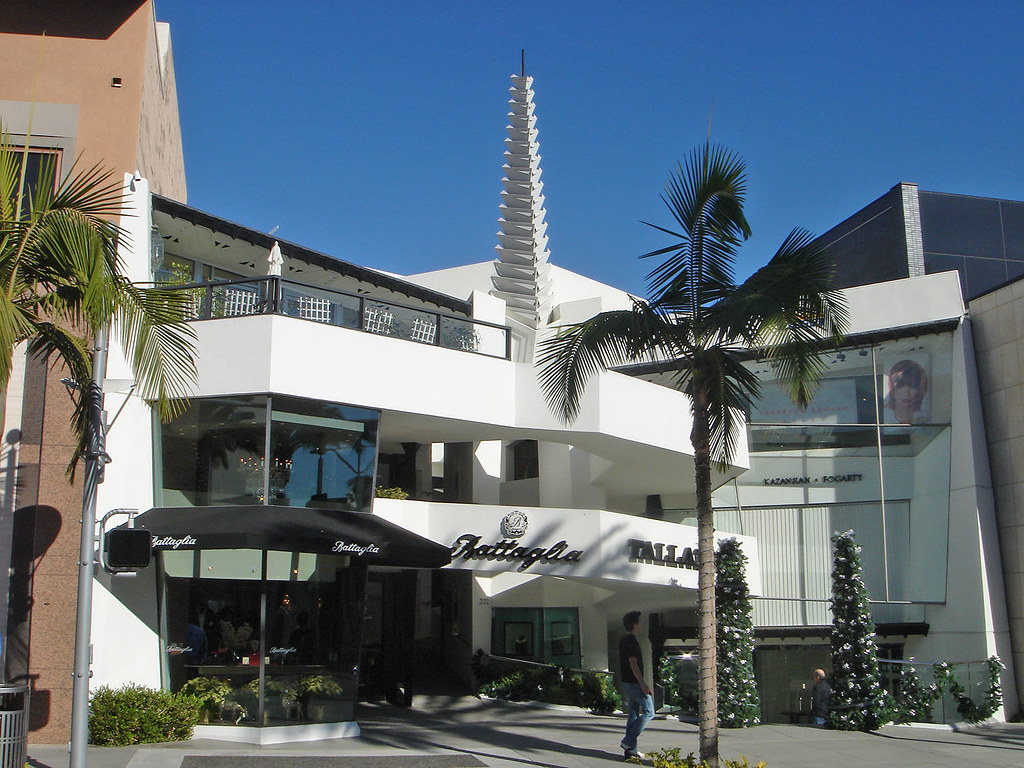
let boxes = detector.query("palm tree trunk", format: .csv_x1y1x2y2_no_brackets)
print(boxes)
692,400,719,768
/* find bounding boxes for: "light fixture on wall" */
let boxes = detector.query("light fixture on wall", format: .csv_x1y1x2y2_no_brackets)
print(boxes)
111,77,122,88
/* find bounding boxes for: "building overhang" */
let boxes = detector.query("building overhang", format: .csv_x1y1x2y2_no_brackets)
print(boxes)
152,194,472,316
613,318,962,379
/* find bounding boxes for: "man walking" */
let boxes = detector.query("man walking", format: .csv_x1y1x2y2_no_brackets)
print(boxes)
619,611,654,760
810,668,831,726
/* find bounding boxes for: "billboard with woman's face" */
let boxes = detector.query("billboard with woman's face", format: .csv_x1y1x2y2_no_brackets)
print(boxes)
883,356,930,424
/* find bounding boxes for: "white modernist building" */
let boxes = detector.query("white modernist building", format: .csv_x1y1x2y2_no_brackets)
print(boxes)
75,74,754,744
15,73,1012,742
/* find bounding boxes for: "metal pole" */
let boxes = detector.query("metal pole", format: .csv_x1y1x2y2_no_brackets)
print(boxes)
69,325,109,768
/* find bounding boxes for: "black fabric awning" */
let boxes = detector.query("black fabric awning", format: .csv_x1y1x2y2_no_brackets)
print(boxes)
131,505,451,569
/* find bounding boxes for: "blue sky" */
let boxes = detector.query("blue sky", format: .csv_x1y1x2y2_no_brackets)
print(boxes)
159,1,1024,297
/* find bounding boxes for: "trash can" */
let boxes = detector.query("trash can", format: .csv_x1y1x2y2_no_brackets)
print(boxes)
0,684,28,768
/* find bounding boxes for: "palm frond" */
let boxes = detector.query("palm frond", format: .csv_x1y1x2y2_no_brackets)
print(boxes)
0,123,198,467
681,345,761,467
642,144,751,313
0,293,40,386
536,299,685,424
707,227,848,405
24,322,93,476
113,280,197,421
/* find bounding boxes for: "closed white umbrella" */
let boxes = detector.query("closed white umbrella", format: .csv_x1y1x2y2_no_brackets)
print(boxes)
267,241,283,276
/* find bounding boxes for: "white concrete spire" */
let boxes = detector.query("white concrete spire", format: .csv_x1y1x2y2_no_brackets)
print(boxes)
491,73,554,329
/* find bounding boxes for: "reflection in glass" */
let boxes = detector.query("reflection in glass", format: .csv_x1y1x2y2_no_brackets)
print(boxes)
160,396,268,507
159,395,379,512
270,396,378,512
880,426,950,602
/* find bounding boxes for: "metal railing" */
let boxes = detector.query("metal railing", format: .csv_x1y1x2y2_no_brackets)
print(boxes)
161,276,511,359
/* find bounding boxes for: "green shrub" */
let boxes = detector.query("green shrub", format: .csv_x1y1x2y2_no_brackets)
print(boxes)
634,749,765,768
179,676,232,722
477,662,620,713
374,486,409,499
580,671,622,713
89,684,201,746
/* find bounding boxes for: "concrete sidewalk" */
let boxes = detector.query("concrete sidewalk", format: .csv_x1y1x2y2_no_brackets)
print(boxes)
26,696,1024,768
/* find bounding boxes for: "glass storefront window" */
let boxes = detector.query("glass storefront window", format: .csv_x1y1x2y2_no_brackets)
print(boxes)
748,349,877,425
158,395,379,512
491,607,581,669
159,396,268,507
879,425,951,602
160,550,365,726
269,396,378,511
155,395,384,726
718,332,954,614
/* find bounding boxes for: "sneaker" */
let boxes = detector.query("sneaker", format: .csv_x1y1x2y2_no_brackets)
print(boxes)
624,749,645,761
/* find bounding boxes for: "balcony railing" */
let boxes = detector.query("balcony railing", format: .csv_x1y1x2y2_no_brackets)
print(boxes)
163,277,511,359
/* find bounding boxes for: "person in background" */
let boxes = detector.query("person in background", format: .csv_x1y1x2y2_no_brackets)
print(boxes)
619,611,654,760
810,668,831,726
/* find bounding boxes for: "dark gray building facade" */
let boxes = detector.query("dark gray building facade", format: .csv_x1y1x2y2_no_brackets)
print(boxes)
815,182,1024,300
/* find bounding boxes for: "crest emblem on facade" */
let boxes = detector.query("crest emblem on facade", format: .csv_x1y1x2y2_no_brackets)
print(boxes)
501,510,529,539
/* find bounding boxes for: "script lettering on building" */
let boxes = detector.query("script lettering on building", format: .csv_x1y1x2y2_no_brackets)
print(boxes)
627,538,699,570
450,534,583,572
333,541,381,556
152,535,197,550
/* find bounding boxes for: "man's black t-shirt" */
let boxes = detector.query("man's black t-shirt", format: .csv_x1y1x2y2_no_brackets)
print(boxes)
619,633,643,681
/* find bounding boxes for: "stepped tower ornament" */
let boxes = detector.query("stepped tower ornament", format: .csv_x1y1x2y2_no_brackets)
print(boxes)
490,57,554,329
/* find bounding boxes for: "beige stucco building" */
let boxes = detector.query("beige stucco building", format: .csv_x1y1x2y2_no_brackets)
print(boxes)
0,0,186,742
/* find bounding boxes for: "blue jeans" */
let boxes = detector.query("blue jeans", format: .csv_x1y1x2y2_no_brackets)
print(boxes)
622,683,654,751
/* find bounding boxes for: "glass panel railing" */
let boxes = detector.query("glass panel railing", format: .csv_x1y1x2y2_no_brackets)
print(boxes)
161,277,509,358
280,283,360,329
206,279,272,320
363,301,439,344
439,316,508,358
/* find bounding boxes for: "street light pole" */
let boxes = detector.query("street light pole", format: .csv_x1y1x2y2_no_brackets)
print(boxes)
69,325,109,768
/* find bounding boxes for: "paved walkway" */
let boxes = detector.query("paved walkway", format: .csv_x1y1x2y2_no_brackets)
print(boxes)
26,695,1024,768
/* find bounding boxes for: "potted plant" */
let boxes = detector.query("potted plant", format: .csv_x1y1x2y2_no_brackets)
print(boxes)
179,676,232,723
245,677,298,724
300,674,348,722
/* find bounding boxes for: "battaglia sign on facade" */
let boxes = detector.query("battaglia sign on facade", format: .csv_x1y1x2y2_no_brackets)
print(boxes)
333,541,381,556
627,539,699,570
450,510,584,572
152,535,197,549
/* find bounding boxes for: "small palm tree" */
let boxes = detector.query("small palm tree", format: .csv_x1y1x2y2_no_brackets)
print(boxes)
537,142,846,766
0,128,196,471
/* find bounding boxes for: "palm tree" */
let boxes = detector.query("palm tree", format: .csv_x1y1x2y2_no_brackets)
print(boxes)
0,128,196,471
537,142,846,766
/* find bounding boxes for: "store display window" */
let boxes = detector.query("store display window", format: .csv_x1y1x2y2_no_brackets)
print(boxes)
159,549,365,726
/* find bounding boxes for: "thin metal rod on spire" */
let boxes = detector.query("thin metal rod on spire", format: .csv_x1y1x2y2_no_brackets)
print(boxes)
521,49,525,77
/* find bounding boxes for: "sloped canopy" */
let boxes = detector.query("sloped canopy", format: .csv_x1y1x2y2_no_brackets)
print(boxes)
132,505,451,569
